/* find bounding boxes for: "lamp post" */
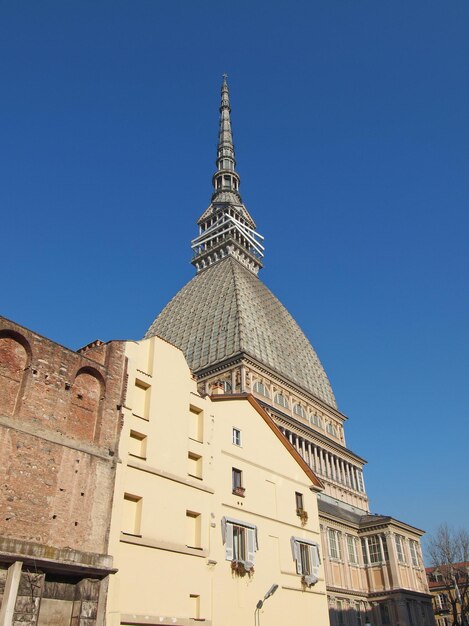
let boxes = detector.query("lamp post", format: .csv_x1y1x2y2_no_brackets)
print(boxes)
254,584,279,626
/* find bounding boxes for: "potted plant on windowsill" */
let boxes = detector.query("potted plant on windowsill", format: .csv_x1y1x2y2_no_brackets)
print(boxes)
233,486,245,497
301,573,318,588
231,560,254,578
296,508,308,525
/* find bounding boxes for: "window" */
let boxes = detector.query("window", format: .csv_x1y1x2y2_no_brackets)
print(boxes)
222,517,258,570
337,600,345,626
128,430,147,459
274,393,289,409
347,535,359,565
186,511,201,549
328,528,342,560
310,413,323,428
356,469,365,493
380,603,390,625
290,537,320,584
133,379,150,419
232,427,242,446
188,452,202,479
295,492,304,512
189,405,203,442
362,534,388,565
409,540,420,567
122,493,142,535
355,602,363,626
293,404,306,418
395,534,406,564
190,595,200,620
232,468,244,496
253,381,270,398
326,422,337,436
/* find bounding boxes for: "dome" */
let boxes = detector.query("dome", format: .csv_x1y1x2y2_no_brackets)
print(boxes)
145,256,337,409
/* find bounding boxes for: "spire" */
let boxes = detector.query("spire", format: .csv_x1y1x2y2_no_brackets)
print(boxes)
212,74,241,201
191,76,265,276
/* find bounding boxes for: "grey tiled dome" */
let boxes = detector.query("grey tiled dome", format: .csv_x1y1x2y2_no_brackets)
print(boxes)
145,256,337,409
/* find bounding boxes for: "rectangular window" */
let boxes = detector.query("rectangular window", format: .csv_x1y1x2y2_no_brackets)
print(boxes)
232,468,244,495
189,405,203,442
122,493,142,535
290,536,320,579
395,534,406,563
328,528,342,560
380,602,390,625
355,602,363,626
223,518,257,570
232,427,241,446
188,452,202,479
295,492,304,512
337,600,345,626
128,430,147,459
186,510,201,549
347,535,359,565
409,540,420,567
367,535,383,564
190,595,200,620
133,379,150,419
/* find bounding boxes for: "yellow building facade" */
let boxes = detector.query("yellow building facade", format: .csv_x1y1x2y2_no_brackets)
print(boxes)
106,336,330,626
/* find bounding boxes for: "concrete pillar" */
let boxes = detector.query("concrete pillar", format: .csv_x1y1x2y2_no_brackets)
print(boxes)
319,448,325,476
378,534,391,588
0,561,22,626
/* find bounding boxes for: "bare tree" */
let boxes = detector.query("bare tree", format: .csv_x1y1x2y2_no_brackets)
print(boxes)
427,524,469,626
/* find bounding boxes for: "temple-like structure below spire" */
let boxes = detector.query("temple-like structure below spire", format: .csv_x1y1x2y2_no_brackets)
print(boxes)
191,77,264,275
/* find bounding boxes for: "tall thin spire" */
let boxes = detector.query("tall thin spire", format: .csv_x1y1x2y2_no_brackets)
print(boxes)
212,75,241,201
191,76,264,276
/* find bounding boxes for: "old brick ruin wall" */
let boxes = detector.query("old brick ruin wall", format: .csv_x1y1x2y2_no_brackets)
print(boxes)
0,316,126,626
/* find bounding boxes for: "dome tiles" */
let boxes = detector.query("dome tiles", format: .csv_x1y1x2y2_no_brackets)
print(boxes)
145,256,337,409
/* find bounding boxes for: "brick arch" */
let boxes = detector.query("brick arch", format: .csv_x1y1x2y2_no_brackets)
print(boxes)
69,367,104,441
0,330,31,416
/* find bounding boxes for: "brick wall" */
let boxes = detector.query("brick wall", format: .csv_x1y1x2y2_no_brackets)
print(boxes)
0,316,126,555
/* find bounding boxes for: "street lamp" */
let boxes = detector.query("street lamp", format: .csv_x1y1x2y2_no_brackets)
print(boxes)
255,584,279,626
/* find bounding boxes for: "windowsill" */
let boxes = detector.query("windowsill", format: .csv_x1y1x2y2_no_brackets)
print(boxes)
188,436,203,444
129,453,147,461
232,488,245,497
121,531,142,538
188,474,203,481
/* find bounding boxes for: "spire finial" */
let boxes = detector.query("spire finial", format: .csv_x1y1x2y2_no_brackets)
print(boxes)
191,78,265,276
212,75,240,199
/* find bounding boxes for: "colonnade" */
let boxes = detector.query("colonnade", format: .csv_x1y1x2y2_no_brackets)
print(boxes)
279,427,365,494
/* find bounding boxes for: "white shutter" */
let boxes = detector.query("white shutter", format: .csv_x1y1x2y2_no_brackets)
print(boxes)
246,528,256,565
290,537,302,575
221,517,227,544
311,543,320,577
225,523,234,561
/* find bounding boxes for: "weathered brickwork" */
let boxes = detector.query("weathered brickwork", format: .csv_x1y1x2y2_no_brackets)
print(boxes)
0,316,127,625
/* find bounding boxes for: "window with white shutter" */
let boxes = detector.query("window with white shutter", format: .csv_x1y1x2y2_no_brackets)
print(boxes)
290,537,320,586
221,517,258,571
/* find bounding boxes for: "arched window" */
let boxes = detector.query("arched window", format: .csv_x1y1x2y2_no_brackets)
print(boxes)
253,381,270,398
70,369,103,441
293,404,306,418
274,393,289,409
0,332,29,416
326,422,337,437
310,414,323,428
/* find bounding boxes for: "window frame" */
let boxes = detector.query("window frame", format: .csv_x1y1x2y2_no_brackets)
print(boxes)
222,517,258,570
290,536,321,582
327,528,342,561
232,427,242,446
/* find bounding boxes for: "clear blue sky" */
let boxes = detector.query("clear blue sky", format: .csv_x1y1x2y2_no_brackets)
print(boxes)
1,1,468,557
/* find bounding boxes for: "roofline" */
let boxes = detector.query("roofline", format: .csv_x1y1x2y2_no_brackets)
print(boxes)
319,506,425,535
210,393,324,490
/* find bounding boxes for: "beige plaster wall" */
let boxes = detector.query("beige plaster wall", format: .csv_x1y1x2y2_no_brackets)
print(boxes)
106,336,330,626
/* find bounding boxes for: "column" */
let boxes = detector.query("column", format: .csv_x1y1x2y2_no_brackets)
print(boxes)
231,369,237,393
319,448,325,476
378,534,391,588
385,531,400,589
240,366,246,392
0,561,23,626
